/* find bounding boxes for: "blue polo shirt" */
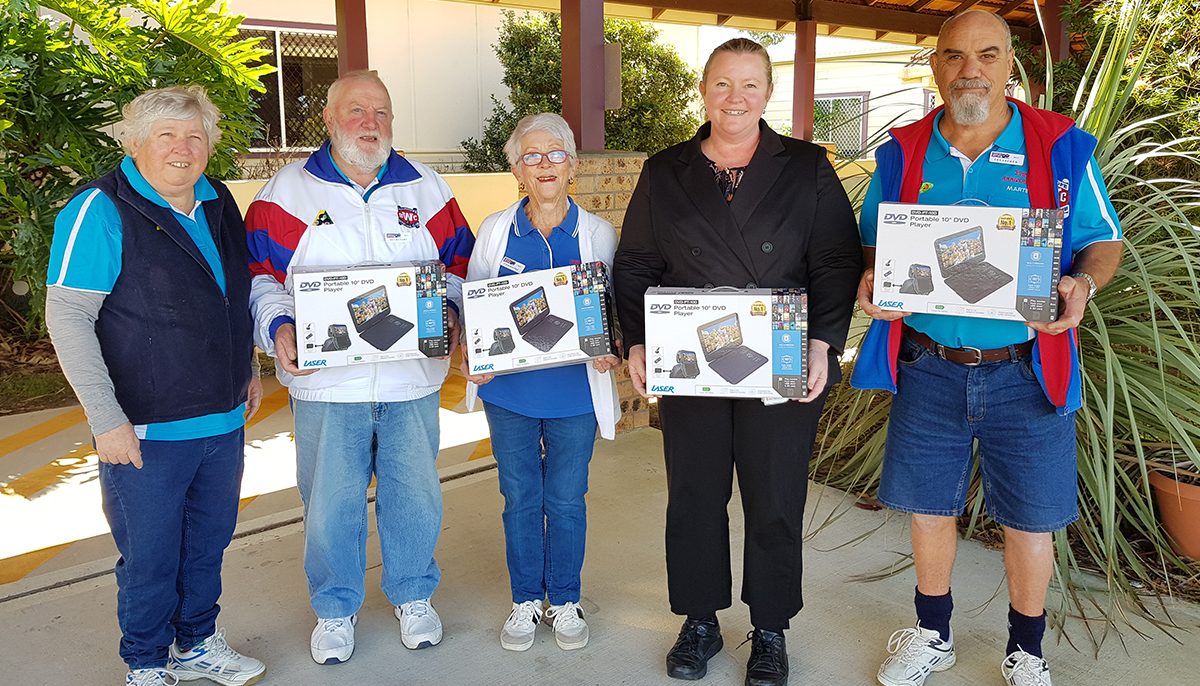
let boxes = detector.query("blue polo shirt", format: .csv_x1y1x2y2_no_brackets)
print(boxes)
477,198,594,418
860,103,1121,348
47,156,246,440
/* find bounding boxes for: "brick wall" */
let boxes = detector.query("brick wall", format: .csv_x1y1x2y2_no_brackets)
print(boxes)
574,151,650,433
572,151,646,235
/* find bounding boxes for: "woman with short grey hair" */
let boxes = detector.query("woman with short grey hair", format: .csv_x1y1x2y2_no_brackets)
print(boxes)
119,85,223,154
45,85,264,686
462,112,620,653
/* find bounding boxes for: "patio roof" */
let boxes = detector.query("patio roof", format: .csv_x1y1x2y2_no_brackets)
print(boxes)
444,0,1054,46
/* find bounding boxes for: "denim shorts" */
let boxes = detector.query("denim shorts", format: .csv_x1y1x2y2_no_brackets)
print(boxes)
878,336,1078,533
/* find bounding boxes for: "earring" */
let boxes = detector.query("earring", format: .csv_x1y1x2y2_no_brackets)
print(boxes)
518,182,526,194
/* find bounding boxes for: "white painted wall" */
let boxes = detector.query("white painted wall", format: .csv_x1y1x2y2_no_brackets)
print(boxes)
228,2,930,159
228,0,509,157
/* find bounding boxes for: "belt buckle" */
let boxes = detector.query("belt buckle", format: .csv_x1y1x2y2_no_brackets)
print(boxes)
960,346,984,366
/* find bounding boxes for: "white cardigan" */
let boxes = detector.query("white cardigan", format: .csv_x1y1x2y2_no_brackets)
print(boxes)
464,200,621,439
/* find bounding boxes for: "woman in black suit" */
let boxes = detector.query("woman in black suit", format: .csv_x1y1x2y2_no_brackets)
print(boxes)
613,38,862,686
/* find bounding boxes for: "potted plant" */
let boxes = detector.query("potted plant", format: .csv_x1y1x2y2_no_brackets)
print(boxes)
1149,460,1200,560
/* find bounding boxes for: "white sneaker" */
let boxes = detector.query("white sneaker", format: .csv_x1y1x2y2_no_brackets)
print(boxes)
500,599,543,651
168,629,266,686
877,625,956,686
126,669,178,686
1002,650,1053,686
544,601,589,650
309,615,357,665
395,598,443,649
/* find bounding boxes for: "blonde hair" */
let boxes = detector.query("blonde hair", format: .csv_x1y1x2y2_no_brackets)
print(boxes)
702,38,773,91
120,85,221,153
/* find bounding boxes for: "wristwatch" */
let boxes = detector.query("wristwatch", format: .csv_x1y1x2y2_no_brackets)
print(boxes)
1071,272,1098,301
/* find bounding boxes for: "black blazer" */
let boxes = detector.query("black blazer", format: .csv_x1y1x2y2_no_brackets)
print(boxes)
614,120,863,359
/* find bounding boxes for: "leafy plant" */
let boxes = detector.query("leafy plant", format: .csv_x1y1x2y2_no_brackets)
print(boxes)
461,11,700,171
0,0,272,333
813,0,1200,645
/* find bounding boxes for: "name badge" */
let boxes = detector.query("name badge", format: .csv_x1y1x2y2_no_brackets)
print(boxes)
384,230,413,244
989,151,1025,166
500,256,526,273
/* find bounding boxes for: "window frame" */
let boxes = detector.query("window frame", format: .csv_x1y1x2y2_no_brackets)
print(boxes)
812,91,869,158
239,20,339,153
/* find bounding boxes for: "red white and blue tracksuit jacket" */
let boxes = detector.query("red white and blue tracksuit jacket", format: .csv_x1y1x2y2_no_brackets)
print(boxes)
246,142,474,402
851,99,1110,415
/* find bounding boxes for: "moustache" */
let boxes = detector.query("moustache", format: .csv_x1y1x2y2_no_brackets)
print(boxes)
951,79,991,91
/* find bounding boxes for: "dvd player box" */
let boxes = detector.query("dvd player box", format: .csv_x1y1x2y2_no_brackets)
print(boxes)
463,261,617,376
872,202,1064,322
644,287,808,399
292,261,449,369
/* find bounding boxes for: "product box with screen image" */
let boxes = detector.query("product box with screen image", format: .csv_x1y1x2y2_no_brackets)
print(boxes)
292,261,449,369
872,202,1064,322
462,261,616,375
644,287,807,400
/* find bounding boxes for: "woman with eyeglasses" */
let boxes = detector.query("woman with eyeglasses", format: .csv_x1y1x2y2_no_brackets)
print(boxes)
461,112,621,653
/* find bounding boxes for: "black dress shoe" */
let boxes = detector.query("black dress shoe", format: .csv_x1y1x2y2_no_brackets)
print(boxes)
745,628,788,686
666,618,724,680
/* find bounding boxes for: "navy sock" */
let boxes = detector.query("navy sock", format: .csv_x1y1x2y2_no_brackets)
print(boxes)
914,587,953,642
1006,605,1046,658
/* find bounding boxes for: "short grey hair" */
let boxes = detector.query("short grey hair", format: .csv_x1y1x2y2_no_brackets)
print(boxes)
326,69,389,110
119,85,222,154
503,113,578,167
940,9,1013,53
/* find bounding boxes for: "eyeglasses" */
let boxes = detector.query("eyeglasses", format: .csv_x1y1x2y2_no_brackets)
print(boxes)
520,150,570,166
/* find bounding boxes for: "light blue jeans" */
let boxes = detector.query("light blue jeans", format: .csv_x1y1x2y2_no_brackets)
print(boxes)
482,401,597,605
293,393,442,618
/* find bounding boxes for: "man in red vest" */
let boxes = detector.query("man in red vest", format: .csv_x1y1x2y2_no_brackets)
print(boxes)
852,11,1123,686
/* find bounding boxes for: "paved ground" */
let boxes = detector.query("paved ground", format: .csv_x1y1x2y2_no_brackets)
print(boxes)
2,443,1196,686
1,375,1195,685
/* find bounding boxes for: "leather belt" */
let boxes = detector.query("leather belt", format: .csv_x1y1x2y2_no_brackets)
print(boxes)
905,329,1033,366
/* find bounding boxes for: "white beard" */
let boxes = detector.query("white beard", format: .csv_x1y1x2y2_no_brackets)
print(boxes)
331,128,391,172
947,79,993,125
949,93,990,125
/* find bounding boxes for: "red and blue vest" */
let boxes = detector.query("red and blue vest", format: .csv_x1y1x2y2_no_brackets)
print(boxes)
850,98,1104,415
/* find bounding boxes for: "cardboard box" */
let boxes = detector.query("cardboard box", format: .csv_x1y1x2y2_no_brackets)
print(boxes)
644,287,807,399
873,202,1064,322
463,261,616,375
293,262,449,369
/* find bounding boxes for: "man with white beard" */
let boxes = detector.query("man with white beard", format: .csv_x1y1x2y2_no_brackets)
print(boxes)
851,11,1123,686
245,70,474,665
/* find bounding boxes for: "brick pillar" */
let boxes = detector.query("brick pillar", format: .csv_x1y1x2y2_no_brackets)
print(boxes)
573,151,649,432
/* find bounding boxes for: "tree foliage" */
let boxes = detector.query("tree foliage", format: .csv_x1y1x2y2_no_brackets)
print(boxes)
1017,0,1200,157
462,12,700,172
0,0,272,332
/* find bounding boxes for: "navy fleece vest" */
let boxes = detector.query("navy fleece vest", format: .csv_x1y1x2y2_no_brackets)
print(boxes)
77,168,254,425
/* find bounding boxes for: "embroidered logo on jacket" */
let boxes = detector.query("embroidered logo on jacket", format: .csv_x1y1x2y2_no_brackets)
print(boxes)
1056,178,1071,218
397,206,420,228
314,210,333,226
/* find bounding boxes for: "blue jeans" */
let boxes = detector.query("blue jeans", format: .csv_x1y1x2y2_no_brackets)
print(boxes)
292,393,442,618
482,402,597,605
99,428,245,669
879,336,1078,532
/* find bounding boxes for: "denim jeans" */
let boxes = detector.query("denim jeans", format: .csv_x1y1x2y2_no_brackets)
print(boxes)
99,428,245,669
879,336,1078,532
481,401,597,605
292,393,442,618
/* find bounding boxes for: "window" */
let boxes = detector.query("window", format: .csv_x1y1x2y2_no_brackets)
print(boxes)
813,93,867,158
238,26,339,150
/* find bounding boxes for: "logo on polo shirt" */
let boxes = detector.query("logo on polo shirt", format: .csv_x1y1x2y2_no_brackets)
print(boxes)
314,210,333,226
920,181,934,194
397,206,420,228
